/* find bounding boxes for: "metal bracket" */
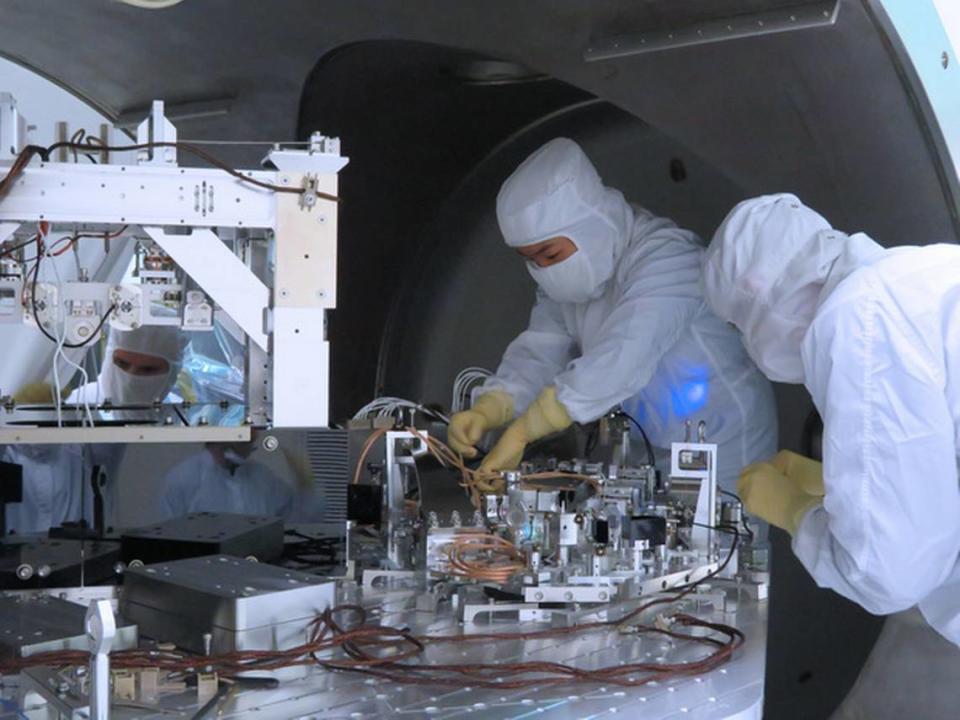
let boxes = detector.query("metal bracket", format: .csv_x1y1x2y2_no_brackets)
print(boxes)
144,226,269,349
361,568,420,589
299,174,319,210
461,602,550,624
86,599,116,720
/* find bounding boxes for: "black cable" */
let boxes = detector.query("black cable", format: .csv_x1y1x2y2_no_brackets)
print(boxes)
718,488,743,504
28,239,116,349
43,141,338,201
188,681,231,720
617,410,656,467
718,489,755,541
0,236,39,259
1,140,341,203
584,422,599,457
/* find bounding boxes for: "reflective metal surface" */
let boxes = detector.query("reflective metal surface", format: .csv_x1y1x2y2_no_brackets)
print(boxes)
0,595,136,659
120,555,337,654
0,403,251,444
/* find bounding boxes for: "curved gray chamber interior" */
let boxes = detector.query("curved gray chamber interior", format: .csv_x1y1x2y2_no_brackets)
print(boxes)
0,1,955,715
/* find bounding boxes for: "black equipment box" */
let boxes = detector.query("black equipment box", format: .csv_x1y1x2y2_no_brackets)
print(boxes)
121,512,283,565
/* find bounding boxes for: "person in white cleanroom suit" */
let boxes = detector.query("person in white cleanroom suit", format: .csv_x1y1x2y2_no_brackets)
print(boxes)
0,443,91,535
68,323,186,407
447,138,778,494
158,440,295,521
0,325,186,535
702,192,960,719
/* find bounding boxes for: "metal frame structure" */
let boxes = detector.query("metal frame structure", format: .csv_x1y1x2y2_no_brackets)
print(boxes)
0,99,347,442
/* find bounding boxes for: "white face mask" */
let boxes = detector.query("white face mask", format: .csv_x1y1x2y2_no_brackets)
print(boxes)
526,250,599,304
101,364,173,405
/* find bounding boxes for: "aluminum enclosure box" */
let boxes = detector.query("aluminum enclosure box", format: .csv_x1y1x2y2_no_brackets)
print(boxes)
120,555,336,654
0,595,137,660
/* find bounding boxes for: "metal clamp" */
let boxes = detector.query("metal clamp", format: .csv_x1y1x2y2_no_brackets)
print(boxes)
299,174,319,210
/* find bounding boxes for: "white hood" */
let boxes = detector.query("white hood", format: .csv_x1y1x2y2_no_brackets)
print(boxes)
496,138,634,303
99,324,187,404
703,193,884,383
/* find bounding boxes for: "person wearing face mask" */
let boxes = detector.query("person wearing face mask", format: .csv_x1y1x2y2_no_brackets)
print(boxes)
0,327,184,535
703,193,960,719
157,440,296,521
67,324,187,408
448,138,777,495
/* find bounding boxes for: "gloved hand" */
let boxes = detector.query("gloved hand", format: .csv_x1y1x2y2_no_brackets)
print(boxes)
479,386,572,472
738,460,823,535
770,449,825,496
448,391,514,458
13,382,66,405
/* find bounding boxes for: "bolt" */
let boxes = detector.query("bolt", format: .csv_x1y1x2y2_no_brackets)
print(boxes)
534,592,544,601
599,591,608,601
279,289,289,299
262,435,279,452
564,591,574,601
16,564,33,581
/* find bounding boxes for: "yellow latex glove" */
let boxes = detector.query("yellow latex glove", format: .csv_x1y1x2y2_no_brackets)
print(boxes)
13,382,68,404
479,386,572,472
448,391,514,458
738,461,823,535
770,449,825,496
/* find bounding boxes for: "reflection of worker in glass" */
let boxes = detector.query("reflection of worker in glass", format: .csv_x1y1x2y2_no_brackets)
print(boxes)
158,438,295,520
703,193,960,717
69,324,186,407
448,138,776,492
0,443,89,535
0,325,186,535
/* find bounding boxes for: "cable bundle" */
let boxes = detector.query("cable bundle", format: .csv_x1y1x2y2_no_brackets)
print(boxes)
0,529,745,691
351,397,450,425
443,532,525,583
451,367,492,413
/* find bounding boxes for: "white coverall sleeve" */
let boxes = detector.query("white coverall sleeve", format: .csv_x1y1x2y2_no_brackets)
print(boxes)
482,291,577,415
157,461,190,521
794,278,960,614
554,224,704,422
